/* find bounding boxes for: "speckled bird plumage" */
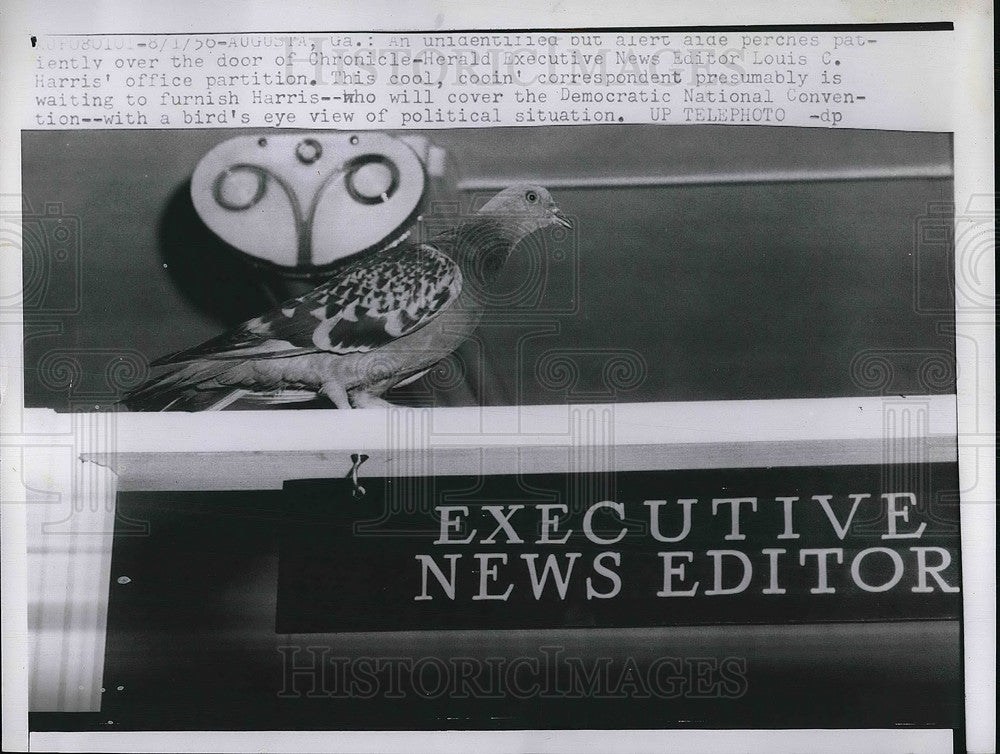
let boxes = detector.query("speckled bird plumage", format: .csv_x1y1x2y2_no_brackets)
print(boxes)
123,184,569,410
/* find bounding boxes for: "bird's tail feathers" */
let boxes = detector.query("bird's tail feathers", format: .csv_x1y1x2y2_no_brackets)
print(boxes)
152,340,318,367
121,359,323,411
120,360,243,412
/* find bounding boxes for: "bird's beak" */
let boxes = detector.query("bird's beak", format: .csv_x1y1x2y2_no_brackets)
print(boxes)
552,209,572,229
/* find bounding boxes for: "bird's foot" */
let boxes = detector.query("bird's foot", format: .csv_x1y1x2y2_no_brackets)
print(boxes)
350,392,395,409
320,379,352,410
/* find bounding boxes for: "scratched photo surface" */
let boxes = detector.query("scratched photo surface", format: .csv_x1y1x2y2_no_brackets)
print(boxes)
20,125,955,411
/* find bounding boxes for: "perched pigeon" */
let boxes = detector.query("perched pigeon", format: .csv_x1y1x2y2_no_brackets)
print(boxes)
123,185,570,411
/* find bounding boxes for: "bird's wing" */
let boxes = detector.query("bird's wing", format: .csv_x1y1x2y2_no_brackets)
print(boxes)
153,243,463,365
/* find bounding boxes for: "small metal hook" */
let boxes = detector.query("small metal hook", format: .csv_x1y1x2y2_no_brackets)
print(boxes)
349,453,369,499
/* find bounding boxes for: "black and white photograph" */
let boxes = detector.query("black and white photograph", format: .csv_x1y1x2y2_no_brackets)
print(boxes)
1,8,994,754
18,123,966,736
22,125,957,411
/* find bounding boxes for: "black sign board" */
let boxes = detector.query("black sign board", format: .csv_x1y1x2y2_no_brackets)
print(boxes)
277,463,960,633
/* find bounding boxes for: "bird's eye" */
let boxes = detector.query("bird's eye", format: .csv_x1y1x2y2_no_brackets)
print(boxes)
525,190,538,204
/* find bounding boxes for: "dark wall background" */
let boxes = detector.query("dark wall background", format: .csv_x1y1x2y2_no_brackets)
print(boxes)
21,126,956,410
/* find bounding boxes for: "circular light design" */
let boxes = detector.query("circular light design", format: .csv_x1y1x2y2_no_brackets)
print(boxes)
295,138,323,164
213,165,268,211
345,155,400,205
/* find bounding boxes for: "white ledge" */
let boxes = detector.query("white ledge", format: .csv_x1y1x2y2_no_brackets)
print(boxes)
11,396,958,490
15,395,956,451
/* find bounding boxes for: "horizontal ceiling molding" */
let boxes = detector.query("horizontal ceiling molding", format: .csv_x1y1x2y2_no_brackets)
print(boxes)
459,164,954,191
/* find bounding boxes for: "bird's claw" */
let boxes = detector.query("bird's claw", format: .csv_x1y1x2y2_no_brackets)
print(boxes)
350,393,395,409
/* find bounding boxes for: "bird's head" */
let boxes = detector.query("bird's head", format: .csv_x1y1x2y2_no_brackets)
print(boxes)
449,184,570,287
476,184,572,244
